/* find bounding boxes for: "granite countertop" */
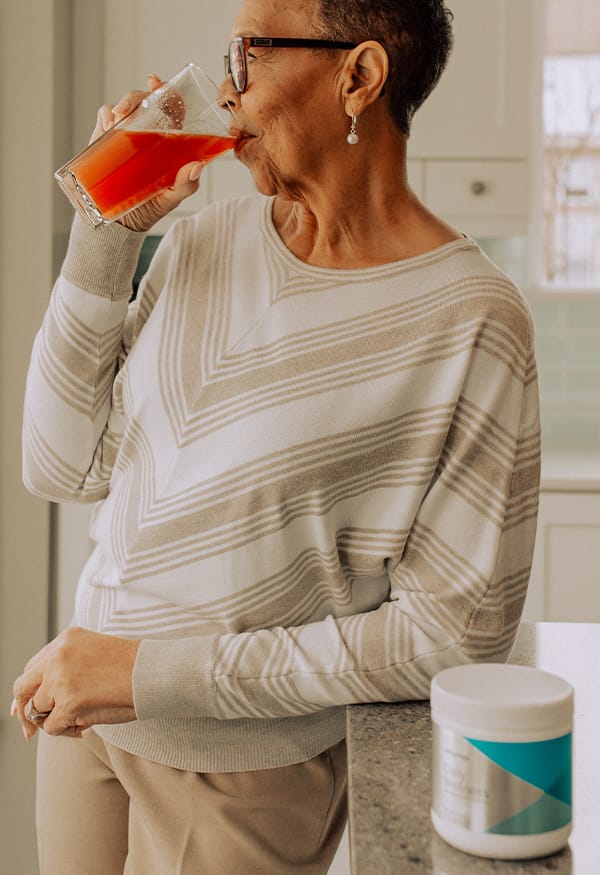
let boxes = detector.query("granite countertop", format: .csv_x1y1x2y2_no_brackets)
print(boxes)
346,623,599,874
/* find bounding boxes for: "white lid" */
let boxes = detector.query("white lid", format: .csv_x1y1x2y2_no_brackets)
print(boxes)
431,664,573,734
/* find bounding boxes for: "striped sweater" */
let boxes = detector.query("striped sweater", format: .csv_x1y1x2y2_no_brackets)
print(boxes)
23,195,541,772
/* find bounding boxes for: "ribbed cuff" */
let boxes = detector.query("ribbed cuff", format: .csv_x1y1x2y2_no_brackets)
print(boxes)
62,214,147,301
133,635,219,721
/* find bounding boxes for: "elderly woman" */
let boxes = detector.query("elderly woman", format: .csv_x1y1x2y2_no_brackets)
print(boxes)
12,0,540,872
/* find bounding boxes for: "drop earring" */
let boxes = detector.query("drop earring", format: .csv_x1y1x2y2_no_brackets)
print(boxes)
347,114,359,145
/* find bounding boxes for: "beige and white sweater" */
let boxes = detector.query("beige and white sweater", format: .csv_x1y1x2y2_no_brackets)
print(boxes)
23,195,541,772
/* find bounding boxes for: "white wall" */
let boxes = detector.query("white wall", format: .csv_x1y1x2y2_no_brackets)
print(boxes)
0,2,74,871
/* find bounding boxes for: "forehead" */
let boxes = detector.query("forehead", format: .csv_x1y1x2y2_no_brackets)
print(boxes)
231,0,320,37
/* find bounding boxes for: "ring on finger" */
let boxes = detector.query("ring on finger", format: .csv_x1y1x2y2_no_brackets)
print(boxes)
25,700,52,724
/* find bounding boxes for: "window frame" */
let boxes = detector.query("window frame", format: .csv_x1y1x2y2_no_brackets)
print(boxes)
528,0,600,298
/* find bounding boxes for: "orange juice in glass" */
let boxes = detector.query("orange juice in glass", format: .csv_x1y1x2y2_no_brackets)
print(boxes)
55,64,237,226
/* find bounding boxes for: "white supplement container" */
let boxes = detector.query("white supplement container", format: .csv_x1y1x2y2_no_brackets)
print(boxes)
430,663,573,860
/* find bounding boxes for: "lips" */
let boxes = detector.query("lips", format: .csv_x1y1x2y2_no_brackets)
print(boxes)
230,127,255,155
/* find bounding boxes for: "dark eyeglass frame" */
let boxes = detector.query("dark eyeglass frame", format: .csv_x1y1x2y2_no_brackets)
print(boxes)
224,36,358,94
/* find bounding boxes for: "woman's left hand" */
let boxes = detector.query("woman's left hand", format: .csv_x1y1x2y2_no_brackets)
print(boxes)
11,627,140,740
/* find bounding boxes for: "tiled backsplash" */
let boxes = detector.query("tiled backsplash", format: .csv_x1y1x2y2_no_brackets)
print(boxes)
479,238,600,454
529,295,600,452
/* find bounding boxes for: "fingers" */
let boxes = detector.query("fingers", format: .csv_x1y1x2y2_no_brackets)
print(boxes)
107,74,163,128
10,698,37,741
38,706,80,738
89,72,163,144
12,670,42,714
10,697,37,740
117,161,206,232
147,73,164,91
13,641,52,726
12,660,51,740
174,160,205,190
12,691,43,740
11,635,71,739
161,161,205,208
11,628,139,741
91,88,149,143
56,726,85,739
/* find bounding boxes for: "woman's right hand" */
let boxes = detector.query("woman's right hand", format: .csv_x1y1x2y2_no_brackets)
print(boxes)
91,74,205,233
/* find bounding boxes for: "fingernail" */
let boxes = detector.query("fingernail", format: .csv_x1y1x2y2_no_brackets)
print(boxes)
189,162,204,181
10,698,16,716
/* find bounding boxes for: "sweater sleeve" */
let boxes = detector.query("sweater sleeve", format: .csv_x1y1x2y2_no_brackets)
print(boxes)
133,307,542,721
22,215,146,503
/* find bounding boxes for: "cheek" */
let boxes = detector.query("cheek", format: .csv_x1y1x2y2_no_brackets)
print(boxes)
261,103,322,155
244,73,312,133
253,90,291,128
250,104,302,160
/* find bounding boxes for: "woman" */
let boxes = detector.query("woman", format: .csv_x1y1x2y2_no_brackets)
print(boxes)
12,0,541,872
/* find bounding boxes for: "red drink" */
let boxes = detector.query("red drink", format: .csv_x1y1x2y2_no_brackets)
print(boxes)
71,129,236,220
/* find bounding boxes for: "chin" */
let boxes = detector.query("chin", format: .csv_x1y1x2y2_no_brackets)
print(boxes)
254,180,279,197
240,152,285,198
247,167,280,198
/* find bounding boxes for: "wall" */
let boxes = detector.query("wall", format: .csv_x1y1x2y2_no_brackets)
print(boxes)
478,237,600,454
0,3,73,872
531,295,600,452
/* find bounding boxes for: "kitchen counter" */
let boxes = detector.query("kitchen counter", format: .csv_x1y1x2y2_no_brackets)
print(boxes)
346,623,599,874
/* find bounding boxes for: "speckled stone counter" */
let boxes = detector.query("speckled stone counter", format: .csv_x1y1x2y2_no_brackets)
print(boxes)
346,623,599,874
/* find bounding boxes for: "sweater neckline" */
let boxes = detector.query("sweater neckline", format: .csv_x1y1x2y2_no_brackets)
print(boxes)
260,195,477,282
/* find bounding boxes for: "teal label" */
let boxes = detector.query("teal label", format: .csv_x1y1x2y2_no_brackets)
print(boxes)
432,725,572,835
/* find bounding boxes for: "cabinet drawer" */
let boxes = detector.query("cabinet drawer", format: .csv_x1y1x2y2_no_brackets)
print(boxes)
424,160,529,219
523,491,600,622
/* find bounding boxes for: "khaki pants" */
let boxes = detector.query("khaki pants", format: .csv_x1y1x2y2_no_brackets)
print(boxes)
36,729,347,875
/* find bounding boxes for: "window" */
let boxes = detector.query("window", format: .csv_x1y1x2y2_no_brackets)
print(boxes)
542,0,600,287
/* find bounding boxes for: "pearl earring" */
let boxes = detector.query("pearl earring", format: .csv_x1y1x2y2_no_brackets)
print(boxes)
347,114,359,145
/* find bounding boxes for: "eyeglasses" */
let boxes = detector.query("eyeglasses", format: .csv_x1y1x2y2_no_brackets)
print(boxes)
224,37,358,94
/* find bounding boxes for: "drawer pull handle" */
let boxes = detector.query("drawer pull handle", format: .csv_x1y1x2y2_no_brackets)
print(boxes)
565,187,588,197
470,180,487,196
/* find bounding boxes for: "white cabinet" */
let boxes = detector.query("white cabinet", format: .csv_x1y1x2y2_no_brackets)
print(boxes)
422,160,530,237
523,490,600,622
408,0,534,236
409,0,532,160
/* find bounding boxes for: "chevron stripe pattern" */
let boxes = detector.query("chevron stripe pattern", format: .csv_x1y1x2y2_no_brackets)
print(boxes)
22,197,541,771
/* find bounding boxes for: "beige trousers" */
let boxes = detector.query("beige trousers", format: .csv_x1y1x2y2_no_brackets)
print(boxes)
36,728,347,875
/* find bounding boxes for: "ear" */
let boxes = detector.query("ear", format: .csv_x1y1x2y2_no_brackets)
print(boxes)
341,40,388,116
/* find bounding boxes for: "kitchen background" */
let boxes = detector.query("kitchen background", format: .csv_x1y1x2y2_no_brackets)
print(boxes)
1,1,598,872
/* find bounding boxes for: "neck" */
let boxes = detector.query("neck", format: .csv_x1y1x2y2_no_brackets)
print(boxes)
271,126,459,269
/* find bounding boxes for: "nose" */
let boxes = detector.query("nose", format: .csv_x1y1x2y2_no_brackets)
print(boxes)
218,75,241,115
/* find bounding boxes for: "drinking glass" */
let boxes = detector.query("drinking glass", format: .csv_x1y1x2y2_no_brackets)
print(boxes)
55,63,237,227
